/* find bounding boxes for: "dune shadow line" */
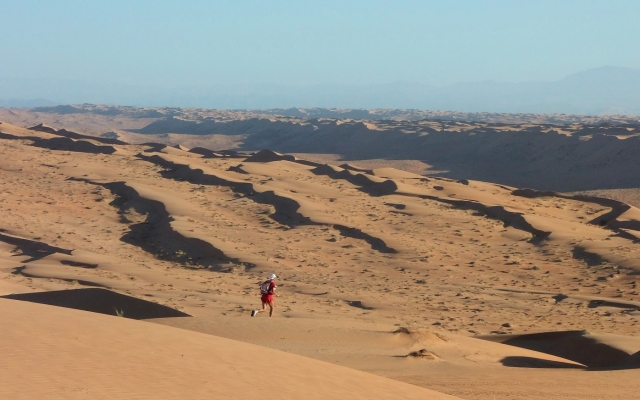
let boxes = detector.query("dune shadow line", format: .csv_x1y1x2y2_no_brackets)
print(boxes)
2,288,190,320
500,356,584,369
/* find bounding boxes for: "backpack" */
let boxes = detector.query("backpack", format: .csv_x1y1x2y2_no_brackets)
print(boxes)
260,280,273,295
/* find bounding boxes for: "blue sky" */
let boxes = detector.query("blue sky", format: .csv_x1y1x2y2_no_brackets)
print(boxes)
1,0,639,87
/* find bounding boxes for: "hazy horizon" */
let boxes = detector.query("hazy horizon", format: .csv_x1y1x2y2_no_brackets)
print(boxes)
1,1,639,113
2,65,640,115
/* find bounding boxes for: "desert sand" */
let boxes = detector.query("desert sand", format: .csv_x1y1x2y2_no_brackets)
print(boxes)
1,115,640,399
3,105,640,193
0,298,459,400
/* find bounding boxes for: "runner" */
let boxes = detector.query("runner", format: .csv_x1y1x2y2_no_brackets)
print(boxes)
251,273,278,317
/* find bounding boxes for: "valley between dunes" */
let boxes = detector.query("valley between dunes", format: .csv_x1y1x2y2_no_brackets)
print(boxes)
1,119,640,399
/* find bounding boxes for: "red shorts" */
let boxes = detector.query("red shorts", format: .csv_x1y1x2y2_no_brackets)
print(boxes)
261,294,274,304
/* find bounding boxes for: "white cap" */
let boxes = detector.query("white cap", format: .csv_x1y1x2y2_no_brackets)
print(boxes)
268,273,277,280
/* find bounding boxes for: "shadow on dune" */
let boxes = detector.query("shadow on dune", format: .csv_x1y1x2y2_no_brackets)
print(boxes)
138,153,315,227
499,356,584,369
513,188,640,243
311,164,551,240
587,299,640,311
83,180,249,271
188,147,250,158
334,225,397,254
28,123,127,145
1,288,190,319
136,153,397,253
132,116,640,192
611,351,640,370
0,232,73,262
12,266,106,287
346,300,375,310
0,131,117,154
481,330,640,370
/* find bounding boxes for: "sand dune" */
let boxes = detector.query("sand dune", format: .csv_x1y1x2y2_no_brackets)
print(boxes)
122,112,640,191
136,152,399,253
0,298,460,400
2,118,640,399
478,330,640,369
5,106,640,192
155,316,588,369
245,149,297,163
28,123,128,145
154,316,640,399
0,128,118,154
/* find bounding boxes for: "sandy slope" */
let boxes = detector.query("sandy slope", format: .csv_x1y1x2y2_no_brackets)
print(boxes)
1,120,640,399
154,316,640,399
0,298,460,400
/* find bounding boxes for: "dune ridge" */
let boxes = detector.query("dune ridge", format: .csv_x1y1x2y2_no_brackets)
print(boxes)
71,179,246,270
0,129,118,154
310,163,552,239
28,123,128,145
122,113,640,192
136,152,397,253
513,188,640,241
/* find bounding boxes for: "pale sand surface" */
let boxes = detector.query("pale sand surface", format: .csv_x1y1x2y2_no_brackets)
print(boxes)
0,298,459,400
1,120,640,399
154,316,640,400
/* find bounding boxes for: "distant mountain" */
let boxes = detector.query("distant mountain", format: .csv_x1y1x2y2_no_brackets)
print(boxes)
1,66,639,114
